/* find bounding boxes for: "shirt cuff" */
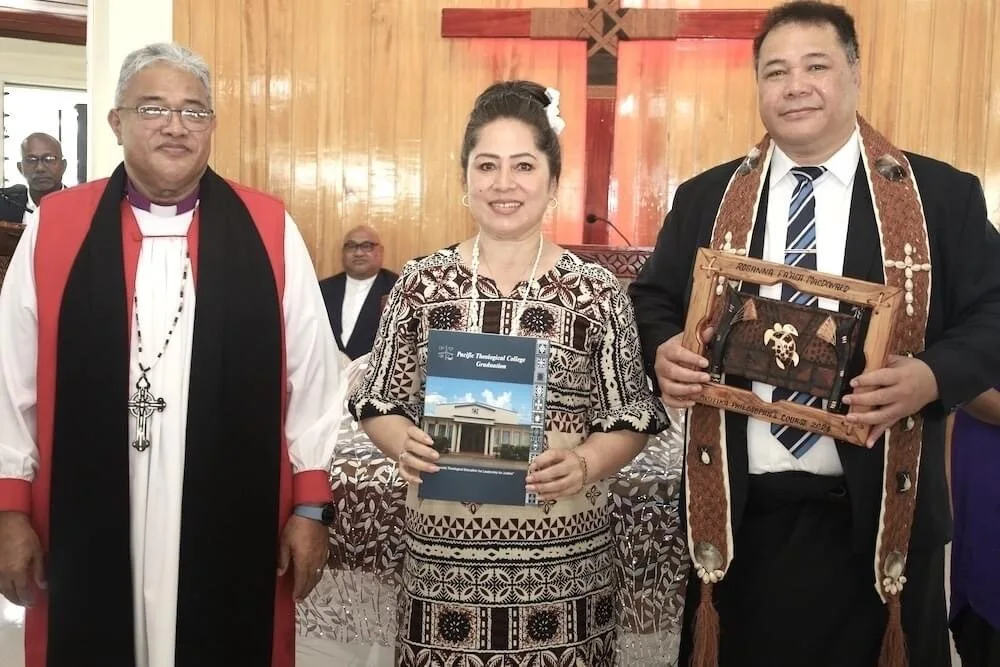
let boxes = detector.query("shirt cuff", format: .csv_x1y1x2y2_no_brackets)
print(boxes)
292,470,332,506
0,478,32,514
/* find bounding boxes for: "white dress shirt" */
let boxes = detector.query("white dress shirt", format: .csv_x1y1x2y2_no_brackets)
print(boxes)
747,127,861,476
341,274,376,345
21,186,65,223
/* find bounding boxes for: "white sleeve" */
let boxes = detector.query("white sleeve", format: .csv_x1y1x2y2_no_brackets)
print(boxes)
0,219,40,482
282,213,345,475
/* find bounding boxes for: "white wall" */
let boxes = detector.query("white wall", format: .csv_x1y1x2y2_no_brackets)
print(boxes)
0,37,87,88
87,0,174,179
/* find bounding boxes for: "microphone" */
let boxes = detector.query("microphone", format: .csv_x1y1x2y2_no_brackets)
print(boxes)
585,213,633,246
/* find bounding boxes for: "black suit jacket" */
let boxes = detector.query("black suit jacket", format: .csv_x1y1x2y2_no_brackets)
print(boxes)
319,268,398,360
630,151,1000,555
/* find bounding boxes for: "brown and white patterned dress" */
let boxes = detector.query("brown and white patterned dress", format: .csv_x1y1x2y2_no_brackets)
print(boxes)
348,247,669,667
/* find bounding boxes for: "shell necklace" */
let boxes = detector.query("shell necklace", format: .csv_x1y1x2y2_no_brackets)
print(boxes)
466,233,544,334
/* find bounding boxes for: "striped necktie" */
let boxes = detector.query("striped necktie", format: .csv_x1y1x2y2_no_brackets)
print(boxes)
771,166,826,457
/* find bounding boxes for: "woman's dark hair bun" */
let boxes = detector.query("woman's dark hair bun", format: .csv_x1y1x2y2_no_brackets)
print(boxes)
460,79,563,184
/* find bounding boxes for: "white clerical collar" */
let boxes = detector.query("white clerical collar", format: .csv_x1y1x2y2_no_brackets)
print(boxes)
126,179,199,218
147,202,196,218
769,125,861,189
133,205,194,238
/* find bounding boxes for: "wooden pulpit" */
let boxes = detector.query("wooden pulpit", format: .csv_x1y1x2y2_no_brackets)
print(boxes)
0,222,26,289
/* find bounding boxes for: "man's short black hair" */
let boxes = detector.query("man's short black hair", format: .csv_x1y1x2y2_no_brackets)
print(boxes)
753,1,860,70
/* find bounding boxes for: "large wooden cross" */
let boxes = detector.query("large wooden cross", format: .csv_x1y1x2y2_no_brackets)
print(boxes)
442,0,767,244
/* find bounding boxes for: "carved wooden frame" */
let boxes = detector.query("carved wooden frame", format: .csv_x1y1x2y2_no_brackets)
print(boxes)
681,248,905,446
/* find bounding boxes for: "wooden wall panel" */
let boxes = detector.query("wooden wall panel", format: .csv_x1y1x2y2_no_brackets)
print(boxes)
174,0,1000,277
175,0,587,278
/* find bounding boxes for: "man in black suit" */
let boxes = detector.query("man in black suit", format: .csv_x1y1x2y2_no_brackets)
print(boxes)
630,3,1000,666
319,225,397,360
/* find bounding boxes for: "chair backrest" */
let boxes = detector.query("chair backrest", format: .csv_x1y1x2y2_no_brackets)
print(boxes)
0,221,26,288
562,243,653,289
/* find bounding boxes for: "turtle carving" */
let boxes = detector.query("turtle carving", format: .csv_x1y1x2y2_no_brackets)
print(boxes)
764,322,800,370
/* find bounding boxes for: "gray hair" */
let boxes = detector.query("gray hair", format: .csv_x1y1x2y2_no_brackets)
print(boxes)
114,42,213,108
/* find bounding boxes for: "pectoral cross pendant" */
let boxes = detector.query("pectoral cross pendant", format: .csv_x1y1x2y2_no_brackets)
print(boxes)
127,372,166,452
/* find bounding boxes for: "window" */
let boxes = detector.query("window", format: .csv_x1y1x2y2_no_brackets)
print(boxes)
2,84,87,188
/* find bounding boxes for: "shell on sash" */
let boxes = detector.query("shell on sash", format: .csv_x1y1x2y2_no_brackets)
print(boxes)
884,550,906,580
735,146,762,176
694,541,724,571
896,471,912,493
875,154,908,182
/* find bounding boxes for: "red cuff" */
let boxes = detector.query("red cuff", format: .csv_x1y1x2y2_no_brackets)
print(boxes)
0,479,32,514
292,470,332,505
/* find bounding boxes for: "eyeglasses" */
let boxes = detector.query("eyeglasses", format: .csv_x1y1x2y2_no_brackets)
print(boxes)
117,105,215,131
21,155,62,168
344,241,379,253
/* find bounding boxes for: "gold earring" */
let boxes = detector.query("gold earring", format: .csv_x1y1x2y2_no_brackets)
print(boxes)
461,194,470,207
547,196,558,209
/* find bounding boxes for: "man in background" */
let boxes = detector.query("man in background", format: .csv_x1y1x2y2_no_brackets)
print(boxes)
17,133,67,217
320,224,397,360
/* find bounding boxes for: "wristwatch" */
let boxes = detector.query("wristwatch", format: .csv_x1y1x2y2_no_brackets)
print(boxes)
293,502,336,526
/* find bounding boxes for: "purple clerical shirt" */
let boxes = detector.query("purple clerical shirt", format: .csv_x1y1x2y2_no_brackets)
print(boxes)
950,385,1000,629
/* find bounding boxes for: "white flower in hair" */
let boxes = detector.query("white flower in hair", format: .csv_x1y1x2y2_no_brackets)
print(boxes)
544,87,566,135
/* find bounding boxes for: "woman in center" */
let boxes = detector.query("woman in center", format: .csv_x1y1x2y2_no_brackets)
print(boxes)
349,80,669,665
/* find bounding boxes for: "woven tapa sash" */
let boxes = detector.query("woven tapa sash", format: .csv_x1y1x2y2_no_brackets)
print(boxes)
685,116,930,667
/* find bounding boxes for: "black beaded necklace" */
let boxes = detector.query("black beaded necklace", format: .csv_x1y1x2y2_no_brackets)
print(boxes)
126,250,190,452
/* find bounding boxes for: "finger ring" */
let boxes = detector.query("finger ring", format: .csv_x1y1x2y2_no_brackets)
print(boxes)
399,451,407,463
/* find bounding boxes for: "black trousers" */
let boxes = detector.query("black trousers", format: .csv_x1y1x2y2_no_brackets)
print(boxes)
953,606,1000,667
678,472,950,667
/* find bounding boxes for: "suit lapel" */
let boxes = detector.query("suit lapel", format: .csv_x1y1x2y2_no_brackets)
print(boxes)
719,168,772,530
834,159,884,512
741,169,771,300
345,271,393,357
329,275,346,348
840,158,882,288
